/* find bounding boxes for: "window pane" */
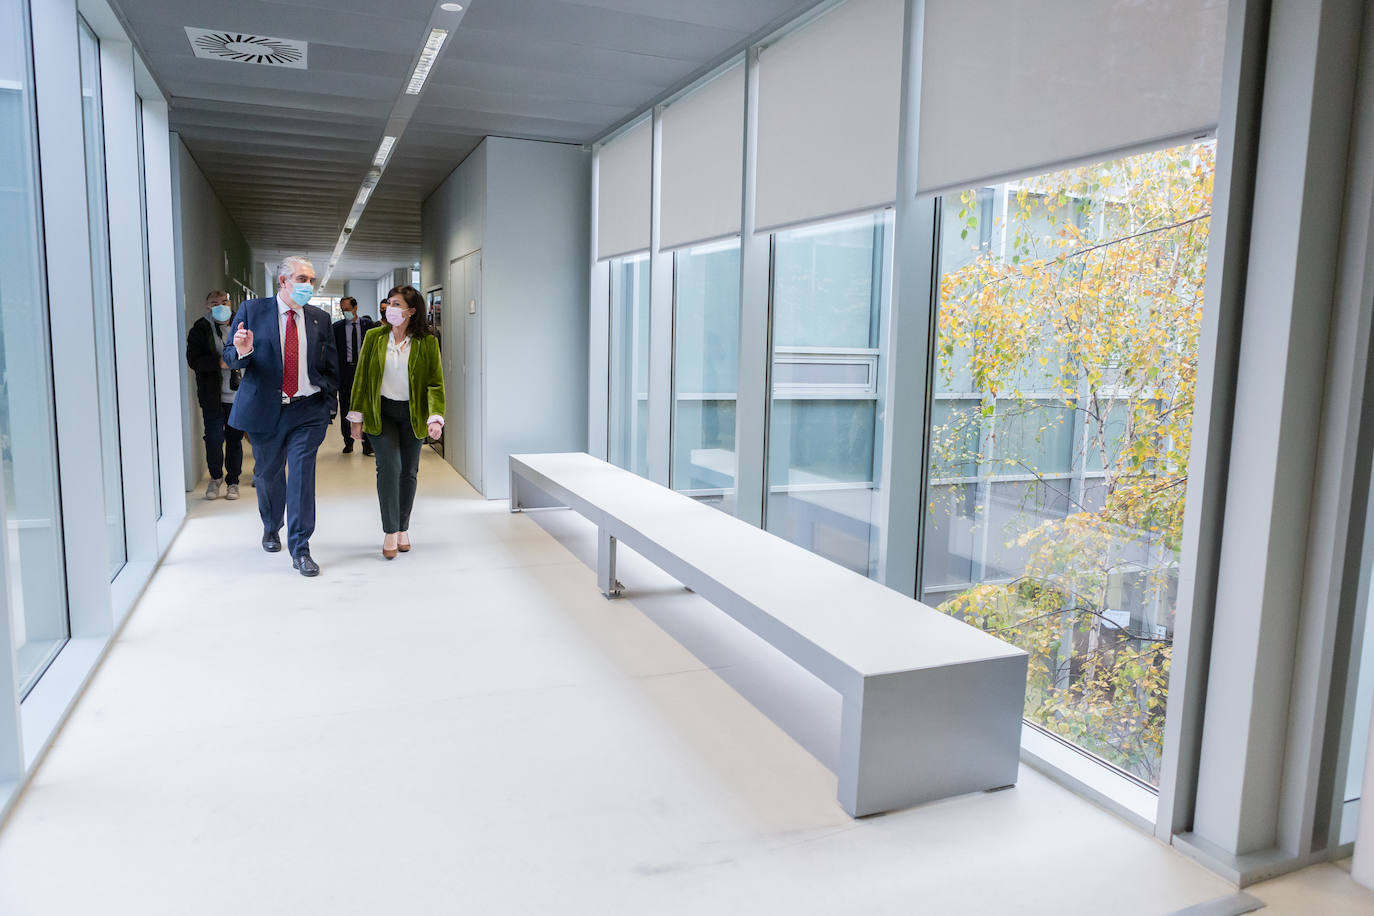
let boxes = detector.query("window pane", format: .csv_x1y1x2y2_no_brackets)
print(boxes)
78,19,126,577
766,212,892,577
608,253,650,476
136,98,161,520
2,0,70,693
921,143,1215,786
672,240,739,509
772,214,881,349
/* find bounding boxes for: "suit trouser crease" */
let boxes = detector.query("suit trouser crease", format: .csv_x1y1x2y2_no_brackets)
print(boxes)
253,395,329,557
372,397,422,534
202,400,244,485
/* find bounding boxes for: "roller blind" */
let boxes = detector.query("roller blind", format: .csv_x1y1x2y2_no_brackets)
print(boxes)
596,118,652,260
917,0,1228,196
659,62,746,251
755,0,905,233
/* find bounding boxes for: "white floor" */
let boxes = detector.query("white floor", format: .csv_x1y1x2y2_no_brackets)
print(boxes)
0,441,1369,914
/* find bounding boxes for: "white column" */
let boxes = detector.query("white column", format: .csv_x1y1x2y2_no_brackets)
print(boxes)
876,0,935,595
31,0,114,637
646,107,673,486
101,39,159,582
587,153,610,460
142,100,188,547
1180,0,1366,878
733,47,770,528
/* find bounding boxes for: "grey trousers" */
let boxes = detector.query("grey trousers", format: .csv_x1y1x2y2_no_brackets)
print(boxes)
371,397,422,534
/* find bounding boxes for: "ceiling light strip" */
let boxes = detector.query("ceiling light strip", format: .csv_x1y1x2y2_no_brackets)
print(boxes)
322,7,465,290
372,135,397,168
405,29,448,95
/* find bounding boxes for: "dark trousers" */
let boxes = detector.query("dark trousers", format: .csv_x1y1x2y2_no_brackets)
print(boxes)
337,364,357,444
253,394,329,557
202,400,244,485
372,397,422,534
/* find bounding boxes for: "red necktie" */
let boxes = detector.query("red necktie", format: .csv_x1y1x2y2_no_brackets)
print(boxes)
282,310,300,397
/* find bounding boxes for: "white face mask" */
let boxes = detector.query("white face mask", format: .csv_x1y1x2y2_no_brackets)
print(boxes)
385,305,406,326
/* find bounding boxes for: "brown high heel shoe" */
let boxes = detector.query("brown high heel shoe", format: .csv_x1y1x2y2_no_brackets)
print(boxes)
383,536,398,560
397,533,411,553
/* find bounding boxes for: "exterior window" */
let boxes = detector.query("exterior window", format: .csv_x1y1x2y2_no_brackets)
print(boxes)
765,212,892,577
608,253,650,476
671,239,740,510
2,0,69,693
78,17,127,577
921,142,1216,785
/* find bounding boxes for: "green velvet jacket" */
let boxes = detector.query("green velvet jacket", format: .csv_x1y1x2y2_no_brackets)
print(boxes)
348,326,446,440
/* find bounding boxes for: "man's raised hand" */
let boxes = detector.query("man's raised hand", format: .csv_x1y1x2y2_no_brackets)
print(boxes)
233,321,253,357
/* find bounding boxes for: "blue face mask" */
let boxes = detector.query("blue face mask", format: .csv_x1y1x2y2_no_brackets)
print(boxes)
290,282,314,306
210,304,231,322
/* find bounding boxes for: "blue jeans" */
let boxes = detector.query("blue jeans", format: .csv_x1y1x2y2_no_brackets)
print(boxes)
202,400,243,485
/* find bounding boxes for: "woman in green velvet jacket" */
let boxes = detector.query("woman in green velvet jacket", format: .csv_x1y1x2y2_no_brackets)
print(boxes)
347,285,445,559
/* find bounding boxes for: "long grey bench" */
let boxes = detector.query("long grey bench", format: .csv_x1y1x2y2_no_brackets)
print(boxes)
509,452,1028,817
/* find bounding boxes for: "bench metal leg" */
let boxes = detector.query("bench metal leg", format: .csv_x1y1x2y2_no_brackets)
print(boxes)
597,527,623,598
836,655,1027,817
510,468,521,512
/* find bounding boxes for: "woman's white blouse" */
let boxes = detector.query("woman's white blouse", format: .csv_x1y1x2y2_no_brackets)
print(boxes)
379,334,411,401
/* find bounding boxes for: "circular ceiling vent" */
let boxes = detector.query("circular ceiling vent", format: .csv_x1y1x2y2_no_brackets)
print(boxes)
185,27,308,69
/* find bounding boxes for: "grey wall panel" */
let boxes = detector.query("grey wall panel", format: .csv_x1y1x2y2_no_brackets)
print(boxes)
483,138,592,498
172,136,252,491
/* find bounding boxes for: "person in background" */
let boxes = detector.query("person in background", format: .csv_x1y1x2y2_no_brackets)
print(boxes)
347,285,444,559
185,289,243,500
332,296,374,456
223,256,339,578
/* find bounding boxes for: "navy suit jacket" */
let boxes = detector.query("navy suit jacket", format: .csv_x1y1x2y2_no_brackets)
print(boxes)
222,296,339,434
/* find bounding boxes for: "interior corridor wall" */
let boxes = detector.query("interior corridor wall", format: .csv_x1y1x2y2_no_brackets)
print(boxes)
170,134,252,491
420,137,590,498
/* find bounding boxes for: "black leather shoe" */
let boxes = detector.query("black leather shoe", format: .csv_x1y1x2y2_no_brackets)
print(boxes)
262,530,282,553
362,443,374,457
293,553,320,577
342,442,354,454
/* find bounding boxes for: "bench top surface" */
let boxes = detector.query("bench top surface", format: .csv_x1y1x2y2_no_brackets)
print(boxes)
512,452,1025,677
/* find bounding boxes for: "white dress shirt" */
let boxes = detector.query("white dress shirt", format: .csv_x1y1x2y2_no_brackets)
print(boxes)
277,291,319,397
343,316,361,364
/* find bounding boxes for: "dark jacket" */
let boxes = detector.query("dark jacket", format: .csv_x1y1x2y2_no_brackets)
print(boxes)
222,296,339,434
349,326,445,441
332,315,375,375
186,315,234,411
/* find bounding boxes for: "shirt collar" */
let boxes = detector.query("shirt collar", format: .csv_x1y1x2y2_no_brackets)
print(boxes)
277,291,298,313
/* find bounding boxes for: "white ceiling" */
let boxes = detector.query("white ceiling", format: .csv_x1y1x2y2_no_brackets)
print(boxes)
108,0,823,293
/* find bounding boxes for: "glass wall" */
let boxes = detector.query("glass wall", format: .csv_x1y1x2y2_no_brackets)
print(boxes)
2,0,69,694
136,97,161,520
765,212,892,577
671,240,740,510
77,18,127,578
920,142,1216,785
608,252,650,476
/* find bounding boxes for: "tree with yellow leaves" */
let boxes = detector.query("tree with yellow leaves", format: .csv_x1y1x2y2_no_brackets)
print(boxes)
930,142,1214,783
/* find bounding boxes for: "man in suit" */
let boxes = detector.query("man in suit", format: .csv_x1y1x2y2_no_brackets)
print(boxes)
185,289,244,500
331,295,374,455
223,256,339,577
